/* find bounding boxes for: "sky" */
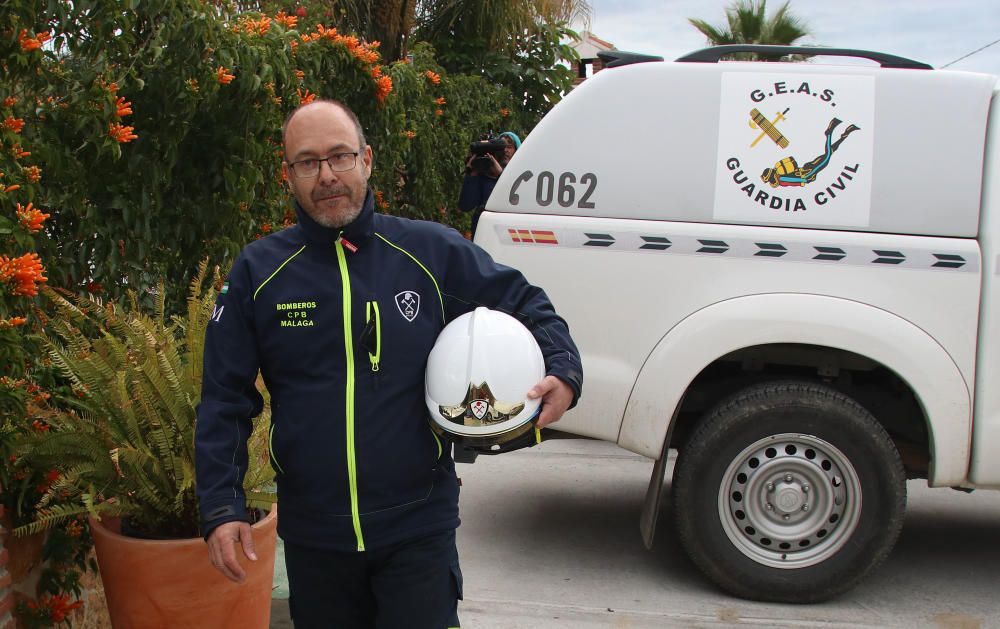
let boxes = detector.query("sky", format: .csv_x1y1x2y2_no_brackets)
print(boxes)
573,0,1000,75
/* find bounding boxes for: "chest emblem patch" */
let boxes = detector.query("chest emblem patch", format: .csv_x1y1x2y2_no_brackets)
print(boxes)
395,291,420,322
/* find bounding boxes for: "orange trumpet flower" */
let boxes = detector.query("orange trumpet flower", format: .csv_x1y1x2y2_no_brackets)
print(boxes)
0,316,27,329
2,117,24,133
108,122,138,143
216,66,236,85
16,202,49,232
297,88,316,105
115,96,133,118
0,253,48,297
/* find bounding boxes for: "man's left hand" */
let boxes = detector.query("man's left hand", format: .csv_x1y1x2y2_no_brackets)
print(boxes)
527,376,574,428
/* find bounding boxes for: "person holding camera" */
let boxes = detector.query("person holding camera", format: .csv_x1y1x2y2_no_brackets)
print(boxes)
458,131,520,235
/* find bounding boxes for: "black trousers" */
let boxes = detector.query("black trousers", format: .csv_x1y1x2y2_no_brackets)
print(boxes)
284,529,462,629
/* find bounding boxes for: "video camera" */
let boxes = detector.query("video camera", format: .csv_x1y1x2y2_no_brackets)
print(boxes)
468,136,508,176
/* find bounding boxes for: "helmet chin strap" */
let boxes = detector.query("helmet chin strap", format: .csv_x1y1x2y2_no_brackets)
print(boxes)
440,418,544,457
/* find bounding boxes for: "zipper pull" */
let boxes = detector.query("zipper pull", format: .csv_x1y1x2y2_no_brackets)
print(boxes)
339,233,359,253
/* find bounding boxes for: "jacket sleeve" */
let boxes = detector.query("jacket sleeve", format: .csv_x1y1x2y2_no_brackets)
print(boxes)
194,255,265,538
438,227,583,406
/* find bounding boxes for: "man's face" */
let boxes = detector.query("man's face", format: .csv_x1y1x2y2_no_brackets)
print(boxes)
282,103,373,229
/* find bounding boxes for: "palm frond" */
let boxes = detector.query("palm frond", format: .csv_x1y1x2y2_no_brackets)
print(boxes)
688,18,733,45
689,0,812,59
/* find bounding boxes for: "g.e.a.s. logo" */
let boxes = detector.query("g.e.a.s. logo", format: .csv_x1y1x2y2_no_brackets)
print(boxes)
713,73,875,228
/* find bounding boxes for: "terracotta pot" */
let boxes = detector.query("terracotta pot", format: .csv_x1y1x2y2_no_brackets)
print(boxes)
89,508,276,629
2,528,46,584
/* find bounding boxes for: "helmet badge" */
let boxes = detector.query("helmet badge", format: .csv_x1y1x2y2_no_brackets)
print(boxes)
470,399,489,420
439,381,526,427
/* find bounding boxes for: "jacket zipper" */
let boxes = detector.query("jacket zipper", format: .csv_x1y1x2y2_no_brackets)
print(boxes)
336,235,366,551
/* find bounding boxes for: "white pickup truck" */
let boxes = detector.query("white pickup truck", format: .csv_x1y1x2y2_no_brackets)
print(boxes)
474,45,1000,603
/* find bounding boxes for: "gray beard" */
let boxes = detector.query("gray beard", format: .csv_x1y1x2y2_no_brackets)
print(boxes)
310,204,362,229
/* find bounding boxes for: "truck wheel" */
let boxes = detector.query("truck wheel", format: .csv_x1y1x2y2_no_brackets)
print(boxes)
673,380,906,603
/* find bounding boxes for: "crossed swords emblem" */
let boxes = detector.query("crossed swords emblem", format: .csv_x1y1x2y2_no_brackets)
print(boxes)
749,107,791,148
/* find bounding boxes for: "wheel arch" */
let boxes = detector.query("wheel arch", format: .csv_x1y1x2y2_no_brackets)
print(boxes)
621,293,971,486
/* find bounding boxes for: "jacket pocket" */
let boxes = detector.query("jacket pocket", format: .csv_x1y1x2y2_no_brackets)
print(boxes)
357,419,439,514
268,402,352,513
361,300,381,373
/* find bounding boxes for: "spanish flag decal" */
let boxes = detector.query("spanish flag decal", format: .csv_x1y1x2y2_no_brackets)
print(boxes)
508,229,558,245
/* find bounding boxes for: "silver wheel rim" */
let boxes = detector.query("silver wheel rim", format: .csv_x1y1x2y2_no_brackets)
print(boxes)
718,433,862,569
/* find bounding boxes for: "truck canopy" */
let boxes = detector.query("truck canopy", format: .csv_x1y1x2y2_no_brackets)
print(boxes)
492,59,997,238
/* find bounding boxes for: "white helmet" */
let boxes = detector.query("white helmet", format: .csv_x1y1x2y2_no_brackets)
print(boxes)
425,307,545,453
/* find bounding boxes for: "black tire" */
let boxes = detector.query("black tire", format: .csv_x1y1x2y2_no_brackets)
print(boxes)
673,380,906,603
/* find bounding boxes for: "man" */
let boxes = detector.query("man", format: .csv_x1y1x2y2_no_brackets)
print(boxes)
458,131,520,235
195,100,581,628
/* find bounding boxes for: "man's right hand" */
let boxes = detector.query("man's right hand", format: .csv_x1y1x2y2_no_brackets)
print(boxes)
206,521,257,583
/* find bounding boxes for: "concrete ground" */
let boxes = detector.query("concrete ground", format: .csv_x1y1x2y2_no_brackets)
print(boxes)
270,438,1000,628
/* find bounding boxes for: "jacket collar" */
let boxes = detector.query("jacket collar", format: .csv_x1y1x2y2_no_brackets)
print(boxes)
293,188,375,246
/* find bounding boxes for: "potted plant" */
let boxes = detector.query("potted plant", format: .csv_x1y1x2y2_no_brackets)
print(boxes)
17,261,277,628
2,398,96,629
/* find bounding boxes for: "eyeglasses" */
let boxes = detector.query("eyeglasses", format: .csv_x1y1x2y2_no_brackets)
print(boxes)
288,152,360,178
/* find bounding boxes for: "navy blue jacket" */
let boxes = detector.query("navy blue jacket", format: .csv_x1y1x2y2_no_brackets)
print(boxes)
195,191,582,551
457,173,498,213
